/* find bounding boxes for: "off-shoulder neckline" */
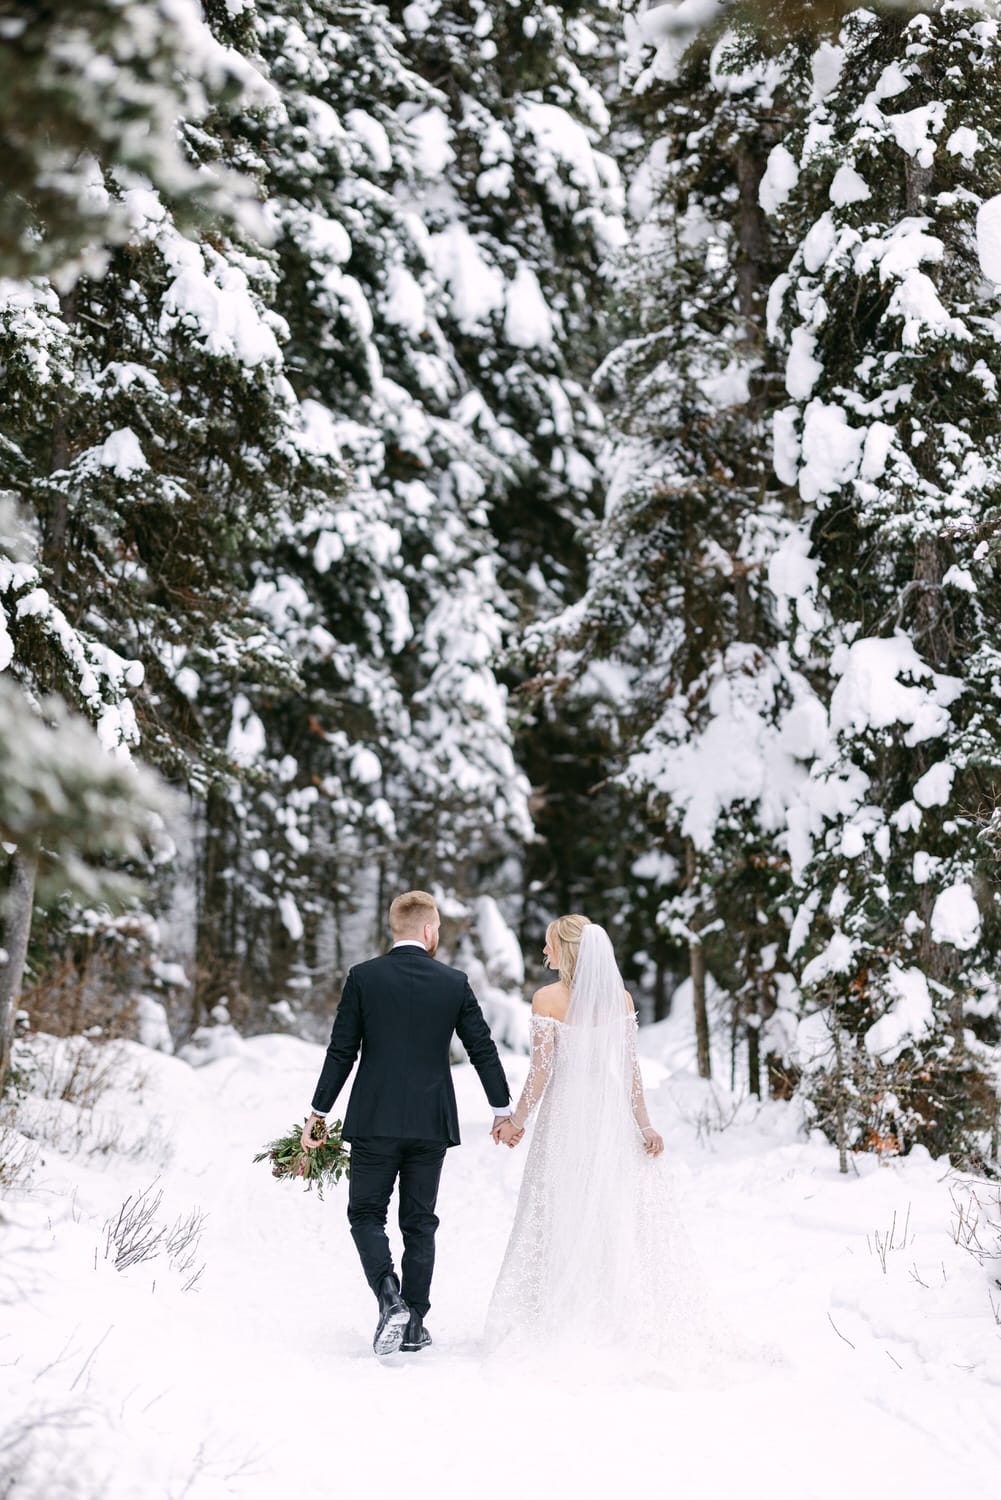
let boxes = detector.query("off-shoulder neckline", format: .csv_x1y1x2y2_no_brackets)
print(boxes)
530,1011,637,1026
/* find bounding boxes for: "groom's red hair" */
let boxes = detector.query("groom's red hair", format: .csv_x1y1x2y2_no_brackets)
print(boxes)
389,889,438,937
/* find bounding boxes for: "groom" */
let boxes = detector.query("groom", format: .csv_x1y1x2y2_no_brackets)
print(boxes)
301,890,514,1356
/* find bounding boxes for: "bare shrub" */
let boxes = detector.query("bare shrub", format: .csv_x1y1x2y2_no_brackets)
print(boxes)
949,1179,1001,1269
948,1177,1001,1323
166,1438,264,1500
672,1083,747,1146
82,1110,171,1166
11,1032,149,1110
103,1181,206,1290
0,1109,36,1192
14,1098,169,1165
33,1037,126,1111
8,1035,167,1167
166,1208,208,1290
866,1204,912,1274
20,909,163,1043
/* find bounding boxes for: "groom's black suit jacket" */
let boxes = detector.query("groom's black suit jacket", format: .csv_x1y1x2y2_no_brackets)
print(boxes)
311,946,510,1146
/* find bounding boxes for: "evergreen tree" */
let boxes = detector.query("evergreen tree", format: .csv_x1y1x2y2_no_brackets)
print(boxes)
391,0,636,954
387,0,630,897
1,0,345,1037
0,0,262,282
1,0,260,1079
200,0,531,1016
202,0,631,1016
764,4,1001,1159
392,0,625,583
535,17,808,1075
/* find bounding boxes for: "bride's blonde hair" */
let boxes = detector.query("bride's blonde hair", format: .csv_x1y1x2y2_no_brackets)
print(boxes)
546,914,591,988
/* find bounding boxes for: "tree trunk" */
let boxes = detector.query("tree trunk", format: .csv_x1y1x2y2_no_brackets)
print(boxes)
832,1020,849,1175
686,841,711,1079
653,958,670,1023
904,157,934,216
730,999,738,1091
733,141,772,335
193,786,232,1027
691,937,711,1080
0,849,38,1097
375,845,389,953
747,1015,761,1098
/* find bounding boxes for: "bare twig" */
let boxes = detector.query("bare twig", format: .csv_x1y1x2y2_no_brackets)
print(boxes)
32,1328,80,1384
827,1312,855,1349
867,1204,912,1273
104,1182,166,1269
166,1208,207,1276
69,1325,114,1391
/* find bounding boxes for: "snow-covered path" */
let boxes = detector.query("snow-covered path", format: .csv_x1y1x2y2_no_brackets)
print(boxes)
3,1029,1001,1499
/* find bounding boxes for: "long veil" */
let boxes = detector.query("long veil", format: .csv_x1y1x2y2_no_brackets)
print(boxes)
487,922,740,1377
543,924,647,1340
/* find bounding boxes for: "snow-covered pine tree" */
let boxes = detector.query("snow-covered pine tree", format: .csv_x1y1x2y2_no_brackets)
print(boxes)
533,15,812,1079
1,0,348,1033
394,0,624,582
390,0,631,910
199,0,526,1013
0,0,262,283
0,0,256,1077
388,0,635,947
210,0,631,1008
764,3,1001,1160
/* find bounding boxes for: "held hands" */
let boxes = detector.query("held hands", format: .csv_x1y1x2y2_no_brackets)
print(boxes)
492,1116,525,1149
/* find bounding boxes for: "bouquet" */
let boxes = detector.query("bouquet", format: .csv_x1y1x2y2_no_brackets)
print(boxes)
254,1117,350,1199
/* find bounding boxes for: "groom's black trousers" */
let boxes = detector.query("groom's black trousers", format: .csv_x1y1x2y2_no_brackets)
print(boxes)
347,1137,448,1317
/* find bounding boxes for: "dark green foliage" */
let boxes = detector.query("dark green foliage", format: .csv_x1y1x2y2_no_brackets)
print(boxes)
0,0,257,281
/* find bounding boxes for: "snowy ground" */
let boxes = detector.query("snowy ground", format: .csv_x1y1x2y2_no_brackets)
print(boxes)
2,1017,1001,1500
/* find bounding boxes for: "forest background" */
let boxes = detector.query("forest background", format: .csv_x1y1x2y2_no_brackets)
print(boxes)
2,0,1001,1170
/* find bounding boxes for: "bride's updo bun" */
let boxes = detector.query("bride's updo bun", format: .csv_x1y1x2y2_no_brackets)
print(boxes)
546,913,591,988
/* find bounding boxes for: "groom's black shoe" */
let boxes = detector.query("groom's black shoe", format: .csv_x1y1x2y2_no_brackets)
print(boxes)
400,1310,432,1352
373,1274,409,1357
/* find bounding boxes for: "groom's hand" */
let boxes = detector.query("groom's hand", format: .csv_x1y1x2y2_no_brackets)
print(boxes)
301,1113,326,1152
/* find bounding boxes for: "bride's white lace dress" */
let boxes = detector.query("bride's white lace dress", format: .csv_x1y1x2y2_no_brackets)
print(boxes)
485,927,721,1373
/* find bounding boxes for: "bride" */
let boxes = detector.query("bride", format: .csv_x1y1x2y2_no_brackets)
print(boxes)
486,914,713,1366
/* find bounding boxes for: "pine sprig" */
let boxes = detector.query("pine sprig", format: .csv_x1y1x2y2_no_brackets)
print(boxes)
254,1118,350,1200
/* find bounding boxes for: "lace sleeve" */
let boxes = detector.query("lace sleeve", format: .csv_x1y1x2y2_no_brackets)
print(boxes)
628,1014,654,1137
511,1017,557,1130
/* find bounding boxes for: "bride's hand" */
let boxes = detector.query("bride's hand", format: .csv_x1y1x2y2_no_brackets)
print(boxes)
642,1127,664,1157
497,1118,525,1148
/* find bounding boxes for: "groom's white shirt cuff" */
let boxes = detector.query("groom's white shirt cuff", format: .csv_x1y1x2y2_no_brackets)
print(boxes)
309,939,512,1117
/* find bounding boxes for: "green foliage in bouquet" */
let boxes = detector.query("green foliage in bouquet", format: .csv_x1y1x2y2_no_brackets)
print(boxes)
254,1118,350,1200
